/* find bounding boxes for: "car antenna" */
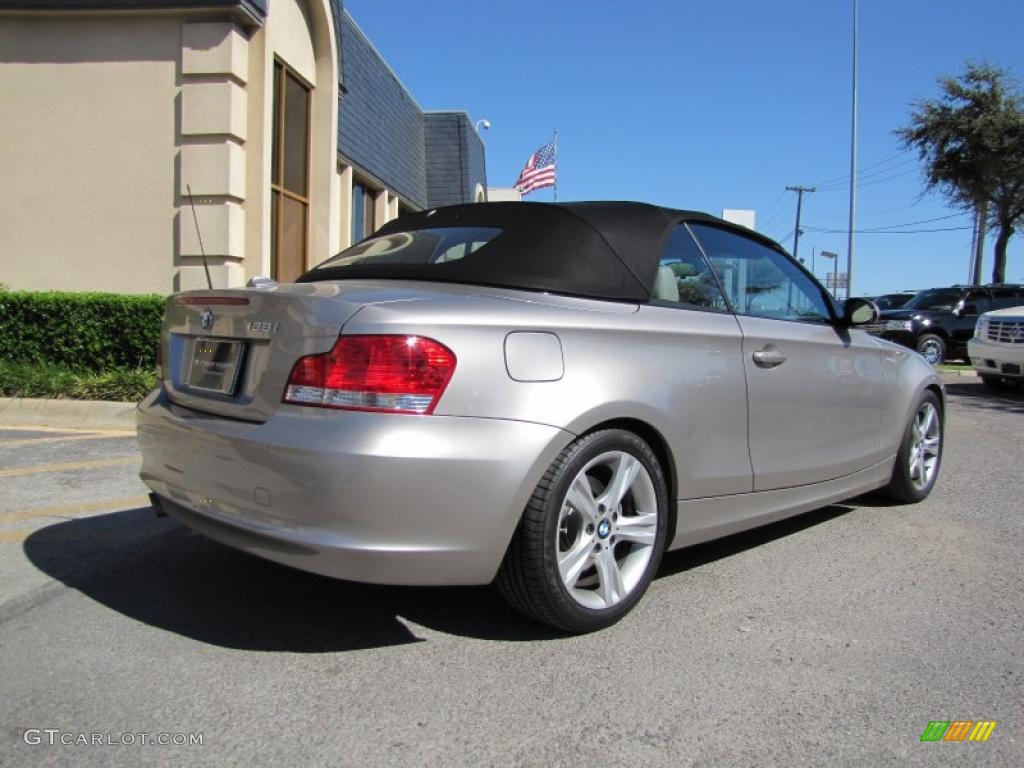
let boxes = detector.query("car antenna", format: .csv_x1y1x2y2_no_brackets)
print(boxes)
186,183,213,290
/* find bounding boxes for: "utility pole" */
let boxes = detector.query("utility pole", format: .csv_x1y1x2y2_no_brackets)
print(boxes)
786,185,816,263
971,200,987,285
846,0,859,300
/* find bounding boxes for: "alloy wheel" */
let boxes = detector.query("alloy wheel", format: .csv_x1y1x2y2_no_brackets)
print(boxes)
555,450,658,610
908,401,941,491
918,339,943,365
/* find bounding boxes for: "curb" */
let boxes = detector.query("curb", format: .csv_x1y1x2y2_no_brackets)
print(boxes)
0,397,137,431
939,369,979,379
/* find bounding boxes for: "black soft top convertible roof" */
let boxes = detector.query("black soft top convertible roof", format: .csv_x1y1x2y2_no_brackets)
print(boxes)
298,201,781,301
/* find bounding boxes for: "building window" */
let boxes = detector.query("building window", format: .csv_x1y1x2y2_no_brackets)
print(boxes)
270,60,311,282
351,178,377,242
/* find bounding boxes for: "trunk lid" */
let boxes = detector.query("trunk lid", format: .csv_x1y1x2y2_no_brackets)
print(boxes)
161,281,435,421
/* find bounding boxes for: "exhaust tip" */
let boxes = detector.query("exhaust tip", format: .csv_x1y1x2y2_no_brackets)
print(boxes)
149,492,168,518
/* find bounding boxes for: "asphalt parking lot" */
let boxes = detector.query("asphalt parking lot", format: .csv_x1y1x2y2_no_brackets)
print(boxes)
0,379,1021,767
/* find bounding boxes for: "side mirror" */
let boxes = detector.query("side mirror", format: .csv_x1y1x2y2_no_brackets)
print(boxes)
959,303,978,316
843,297,879,327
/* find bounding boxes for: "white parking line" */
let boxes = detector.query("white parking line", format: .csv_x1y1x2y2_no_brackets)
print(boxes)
0,495,152,525
0,425,132,435
0,433,136,449
0,456,141,478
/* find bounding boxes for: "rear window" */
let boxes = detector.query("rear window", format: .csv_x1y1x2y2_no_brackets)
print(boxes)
309,227,502,273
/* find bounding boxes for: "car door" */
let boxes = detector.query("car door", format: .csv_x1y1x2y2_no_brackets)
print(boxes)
643,224,752,498
688,223,888,491
953,288,993,349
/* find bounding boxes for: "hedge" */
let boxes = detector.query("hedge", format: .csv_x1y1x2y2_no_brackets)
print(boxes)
0,360,158,401
0,291,166,372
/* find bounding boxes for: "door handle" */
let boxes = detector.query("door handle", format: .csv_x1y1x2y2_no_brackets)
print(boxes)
752,345,786,368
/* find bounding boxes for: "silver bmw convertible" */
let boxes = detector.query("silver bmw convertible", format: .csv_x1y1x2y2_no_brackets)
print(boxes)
138,202,944,632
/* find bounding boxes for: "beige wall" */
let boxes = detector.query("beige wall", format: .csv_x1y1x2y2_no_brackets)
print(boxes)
0,17,182,294
246,0,339,280
0,0,341,294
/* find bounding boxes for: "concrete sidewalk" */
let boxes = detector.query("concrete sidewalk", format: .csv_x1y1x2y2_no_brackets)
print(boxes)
0,397,137,431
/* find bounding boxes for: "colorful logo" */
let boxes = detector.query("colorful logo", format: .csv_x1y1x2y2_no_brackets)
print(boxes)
920,721,997,742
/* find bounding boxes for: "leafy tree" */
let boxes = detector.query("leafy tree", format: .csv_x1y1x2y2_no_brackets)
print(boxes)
897,62,1024,283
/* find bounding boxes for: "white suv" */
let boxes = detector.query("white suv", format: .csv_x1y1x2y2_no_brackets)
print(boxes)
969,305,1024,390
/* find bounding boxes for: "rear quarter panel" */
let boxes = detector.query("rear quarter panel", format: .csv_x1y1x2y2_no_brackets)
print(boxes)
344,294,753,500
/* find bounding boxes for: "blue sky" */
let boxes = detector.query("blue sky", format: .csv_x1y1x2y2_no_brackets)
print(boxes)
345,0,1024,296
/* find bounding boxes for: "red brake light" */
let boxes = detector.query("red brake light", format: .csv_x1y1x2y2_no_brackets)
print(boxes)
283,335,456,415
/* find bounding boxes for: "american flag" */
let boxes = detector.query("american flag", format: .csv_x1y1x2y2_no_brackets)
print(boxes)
514,140,557,196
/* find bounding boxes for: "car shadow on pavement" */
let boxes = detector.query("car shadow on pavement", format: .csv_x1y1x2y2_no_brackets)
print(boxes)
24,501,855,651
22,507,558,650
657,503,854,578
943,379,1024,414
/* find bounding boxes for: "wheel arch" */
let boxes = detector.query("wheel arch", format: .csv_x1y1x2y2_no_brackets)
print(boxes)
924,382,946,414
915,327,951,344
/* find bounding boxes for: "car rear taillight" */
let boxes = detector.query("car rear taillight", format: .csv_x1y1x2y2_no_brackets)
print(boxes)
283,335,456,415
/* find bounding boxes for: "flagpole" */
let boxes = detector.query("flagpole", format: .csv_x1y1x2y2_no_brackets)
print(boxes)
552,129,558,203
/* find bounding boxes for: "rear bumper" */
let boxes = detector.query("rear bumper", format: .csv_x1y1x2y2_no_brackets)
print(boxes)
137,387,570,585
968,337,1024,378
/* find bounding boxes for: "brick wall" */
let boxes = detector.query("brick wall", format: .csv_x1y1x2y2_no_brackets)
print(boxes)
338,11,427,208
424,112,487,208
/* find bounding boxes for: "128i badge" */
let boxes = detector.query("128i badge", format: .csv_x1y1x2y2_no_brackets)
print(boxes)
247,320,279,334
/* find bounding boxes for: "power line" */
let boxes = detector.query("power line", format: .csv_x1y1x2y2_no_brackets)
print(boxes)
856,212,967,231
815,157,918,190
767,217,796,241
808,152,912,188
803,225,973,234
758,199,796,232
801,212,966,234
759,189,788,221
818,167,918,192
810,198,933,221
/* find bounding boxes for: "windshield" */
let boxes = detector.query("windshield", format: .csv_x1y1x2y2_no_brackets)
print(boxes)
902,288,963,311
309,227,502,272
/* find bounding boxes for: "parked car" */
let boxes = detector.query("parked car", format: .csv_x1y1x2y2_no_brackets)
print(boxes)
137,202,945,633
968,305,1024,390
862,284,1024,364
858,291,918,311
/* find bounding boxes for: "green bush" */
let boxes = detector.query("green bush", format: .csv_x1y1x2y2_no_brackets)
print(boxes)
0,291,165,372
0,360,157,401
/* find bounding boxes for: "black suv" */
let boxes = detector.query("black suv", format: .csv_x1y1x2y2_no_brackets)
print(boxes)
863,284,1024,364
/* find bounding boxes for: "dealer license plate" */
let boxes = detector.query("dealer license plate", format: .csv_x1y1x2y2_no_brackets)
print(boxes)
188,338,244,394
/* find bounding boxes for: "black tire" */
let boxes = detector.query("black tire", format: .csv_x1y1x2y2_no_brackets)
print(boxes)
980,373,1016,391
881,390,943,504
915,334,946,366
496,429,669,633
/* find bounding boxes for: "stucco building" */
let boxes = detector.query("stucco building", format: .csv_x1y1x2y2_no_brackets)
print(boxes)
0,0,487,293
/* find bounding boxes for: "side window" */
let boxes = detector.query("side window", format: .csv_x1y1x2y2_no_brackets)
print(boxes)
653,225,728,310
990,288,1023,309
689,223,832,323
963,289,990,315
